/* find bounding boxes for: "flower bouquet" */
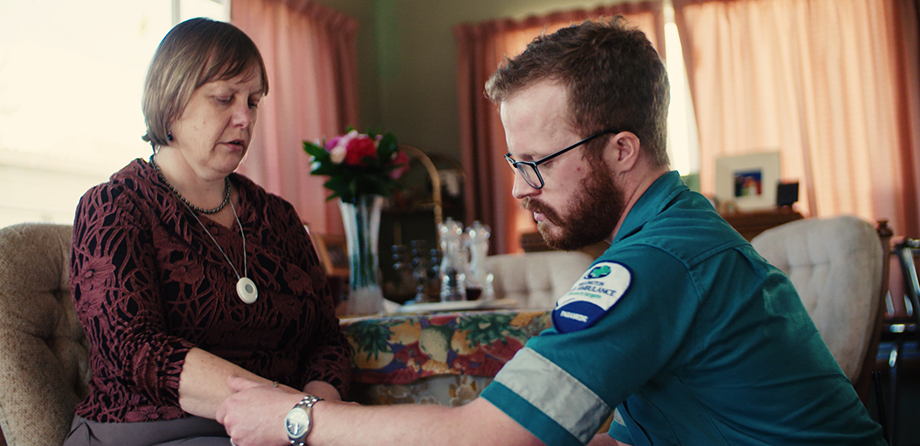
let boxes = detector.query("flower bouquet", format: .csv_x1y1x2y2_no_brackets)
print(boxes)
303,128,410,204
303,128,411,315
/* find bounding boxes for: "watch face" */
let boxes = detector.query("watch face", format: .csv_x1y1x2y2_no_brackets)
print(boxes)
286,407,310,437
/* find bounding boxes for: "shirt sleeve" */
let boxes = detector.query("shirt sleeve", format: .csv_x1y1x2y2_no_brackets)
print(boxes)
274,200,353,398
481,245,700,446
70,184,195,407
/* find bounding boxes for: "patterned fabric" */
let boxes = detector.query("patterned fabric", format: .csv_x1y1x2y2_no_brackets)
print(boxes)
350,375,495,407
341,310,551,386
69,159,351,423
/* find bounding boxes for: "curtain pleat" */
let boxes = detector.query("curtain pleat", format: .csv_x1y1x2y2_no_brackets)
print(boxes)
454,2,665,254
674,0,920,236
232,0,360,235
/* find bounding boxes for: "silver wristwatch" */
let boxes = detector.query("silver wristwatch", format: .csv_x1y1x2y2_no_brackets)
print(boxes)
285,394,323,446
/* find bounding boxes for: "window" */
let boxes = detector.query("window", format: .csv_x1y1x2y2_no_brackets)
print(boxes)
0,0,227,227
664,0,701,179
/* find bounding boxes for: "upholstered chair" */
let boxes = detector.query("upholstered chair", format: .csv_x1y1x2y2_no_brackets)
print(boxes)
487,250,596,309
751,216,891,404
0,223,89,446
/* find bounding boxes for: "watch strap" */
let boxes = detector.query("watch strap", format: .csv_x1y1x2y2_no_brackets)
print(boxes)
288,394,323,446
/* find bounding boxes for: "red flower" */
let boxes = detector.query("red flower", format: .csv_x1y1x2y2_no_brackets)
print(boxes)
344,135,378,166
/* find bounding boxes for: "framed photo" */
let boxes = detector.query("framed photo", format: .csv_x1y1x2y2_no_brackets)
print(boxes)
309,230,350,279
715,152,781,211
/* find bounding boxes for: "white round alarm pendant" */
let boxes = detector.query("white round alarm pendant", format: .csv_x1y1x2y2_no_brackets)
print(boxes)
237,277,259,304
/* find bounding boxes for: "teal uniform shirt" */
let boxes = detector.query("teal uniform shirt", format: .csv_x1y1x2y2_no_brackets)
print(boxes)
480,171,884,446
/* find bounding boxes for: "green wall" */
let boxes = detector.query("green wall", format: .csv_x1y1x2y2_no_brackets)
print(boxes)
314,0,628,161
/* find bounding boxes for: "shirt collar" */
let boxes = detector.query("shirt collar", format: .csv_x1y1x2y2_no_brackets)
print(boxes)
612,171,688,243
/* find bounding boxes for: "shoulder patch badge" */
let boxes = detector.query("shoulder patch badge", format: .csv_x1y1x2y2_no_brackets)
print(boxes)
552,261,632,333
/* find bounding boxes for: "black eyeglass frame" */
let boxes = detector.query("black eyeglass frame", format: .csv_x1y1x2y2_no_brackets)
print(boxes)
504,130,620,190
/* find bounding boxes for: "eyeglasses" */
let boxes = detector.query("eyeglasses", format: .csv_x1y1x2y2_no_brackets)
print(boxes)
504,130,619,189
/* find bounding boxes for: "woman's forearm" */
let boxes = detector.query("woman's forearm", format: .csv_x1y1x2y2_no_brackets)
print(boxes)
177,347,272,418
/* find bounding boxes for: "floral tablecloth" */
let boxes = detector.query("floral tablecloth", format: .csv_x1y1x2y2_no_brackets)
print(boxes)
341,309,552,385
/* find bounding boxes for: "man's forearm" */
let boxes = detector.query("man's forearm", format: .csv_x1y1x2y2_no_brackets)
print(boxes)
312,397,546,446
218,376,545,446
311,401,474,446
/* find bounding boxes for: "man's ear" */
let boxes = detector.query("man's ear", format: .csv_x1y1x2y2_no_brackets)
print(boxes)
605,131,642,173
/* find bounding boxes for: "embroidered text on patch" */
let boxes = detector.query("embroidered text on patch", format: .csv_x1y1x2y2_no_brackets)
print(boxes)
552,261,631,332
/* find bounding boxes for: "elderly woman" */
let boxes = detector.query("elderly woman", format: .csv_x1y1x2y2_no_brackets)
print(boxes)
64,18,351,446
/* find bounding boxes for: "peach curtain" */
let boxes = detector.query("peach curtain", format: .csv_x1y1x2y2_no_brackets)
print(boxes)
232,0,360,235
674,0,920,236
454,2,665,255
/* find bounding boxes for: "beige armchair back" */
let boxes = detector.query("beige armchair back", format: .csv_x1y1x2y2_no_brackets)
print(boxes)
487,250,596,309
751,216,890,404
0,223,89,446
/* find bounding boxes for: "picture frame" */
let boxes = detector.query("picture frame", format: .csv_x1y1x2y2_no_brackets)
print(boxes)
308,229,350,279
714,152,781,212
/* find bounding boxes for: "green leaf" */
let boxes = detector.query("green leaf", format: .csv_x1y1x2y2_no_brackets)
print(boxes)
377,133,398,160
310,164,339,176
347,321,393,361
303,140,327,157
457,314,521,346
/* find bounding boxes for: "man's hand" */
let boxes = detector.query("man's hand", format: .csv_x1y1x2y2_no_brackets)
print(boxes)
216,375,304,446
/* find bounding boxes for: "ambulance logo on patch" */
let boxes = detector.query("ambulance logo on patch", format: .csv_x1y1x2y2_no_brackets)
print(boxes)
553,261,631,333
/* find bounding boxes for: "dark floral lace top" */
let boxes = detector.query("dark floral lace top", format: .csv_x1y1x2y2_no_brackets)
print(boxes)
70,159,351,422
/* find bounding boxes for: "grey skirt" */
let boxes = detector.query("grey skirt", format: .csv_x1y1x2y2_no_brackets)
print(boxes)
63,415,230,446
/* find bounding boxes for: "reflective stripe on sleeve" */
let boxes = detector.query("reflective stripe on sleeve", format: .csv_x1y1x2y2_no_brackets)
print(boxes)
494,347,611,443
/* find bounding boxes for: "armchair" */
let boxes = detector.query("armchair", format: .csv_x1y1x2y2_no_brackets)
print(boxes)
0,223,89,446
486,250,596,308
751,216,891,404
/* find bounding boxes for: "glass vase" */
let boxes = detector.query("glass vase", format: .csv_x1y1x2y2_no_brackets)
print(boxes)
339,195,385,315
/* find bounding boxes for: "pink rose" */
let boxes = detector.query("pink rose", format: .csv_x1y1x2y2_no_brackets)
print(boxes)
325,130,358,151
389,150,410,179
326,130,359,164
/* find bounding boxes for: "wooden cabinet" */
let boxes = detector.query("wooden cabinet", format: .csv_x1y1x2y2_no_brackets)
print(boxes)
721,208,804,241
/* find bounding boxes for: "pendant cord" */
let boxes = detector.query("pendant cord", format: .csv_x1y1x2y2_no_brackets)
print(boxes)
232,200,248,278
184,193,248,282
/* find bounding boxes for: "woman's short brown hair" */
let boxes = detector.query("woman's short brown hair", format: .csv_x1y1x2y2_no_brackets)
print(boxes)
142,18,269,149
486,17,670,166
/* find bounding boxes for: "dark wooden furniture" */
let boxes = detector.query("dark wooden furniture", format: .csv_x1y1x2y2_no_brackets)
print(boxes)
721,208,804,241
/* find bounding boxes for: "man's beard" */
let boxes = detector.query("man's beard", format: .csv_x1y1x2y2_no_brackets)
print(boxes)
523,163,625,251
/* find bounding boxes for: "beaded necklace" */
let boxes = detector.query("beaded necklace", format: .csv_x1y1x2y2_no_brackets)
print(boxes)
149,155,231,214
